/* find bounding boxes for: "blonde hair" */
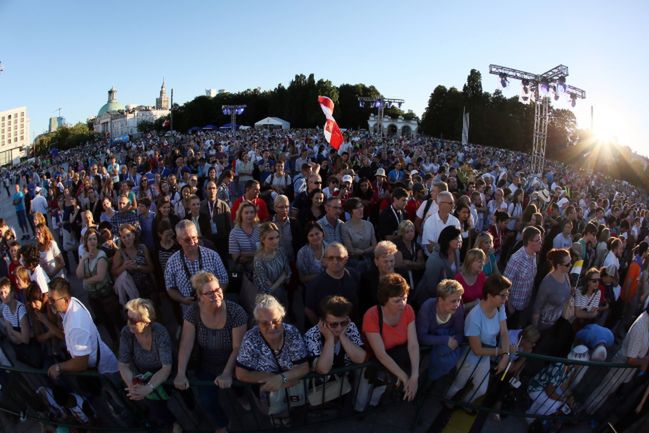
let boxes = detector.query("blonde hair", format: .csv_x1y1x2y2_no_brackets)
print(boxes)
374,240,398,259
473,231,494,250
461,248,486,274
397,220,415,238
258,221,280,252
235,201,259,227
124,298,156,324
190,271,220,294
436,279,464,298
16,266,30,284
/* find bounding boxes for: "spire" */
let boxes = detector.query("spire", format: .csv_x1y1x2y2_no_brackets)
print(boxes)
161,78,166,91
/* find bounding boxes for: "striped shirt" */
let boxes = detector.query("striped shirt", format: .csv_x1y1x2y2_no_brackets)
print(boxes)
1,301,27,328
228,226,260,256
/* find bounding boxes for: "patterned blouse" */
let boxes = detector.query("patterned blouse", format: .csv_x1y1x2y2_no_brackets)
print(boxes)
304,322,363,367
118,322,173,374
236,323,308,373
184,300,248,375
296,243,327,278
253,250,291,294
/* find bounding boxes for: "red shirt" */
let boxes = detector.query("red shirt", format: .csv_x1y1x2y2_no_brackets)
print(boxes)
405,198,422,222
362,304,415,350
231,196,270,222
454,271,486,303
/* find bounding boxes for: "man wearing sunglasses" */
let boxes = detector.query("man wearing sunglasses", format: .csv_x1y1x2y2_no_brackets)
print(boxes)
304,243,360,325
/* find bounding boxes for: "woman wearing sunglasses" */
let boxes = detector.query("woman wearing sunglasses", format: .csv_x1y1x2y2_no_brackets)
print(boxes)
572,267,602,332
304,295,366,374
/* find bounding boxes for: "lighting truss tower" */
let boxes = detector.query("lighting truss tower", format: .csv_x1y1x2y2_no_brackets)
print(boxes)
222,104,247,133
489,64,586,176
358,96,404,137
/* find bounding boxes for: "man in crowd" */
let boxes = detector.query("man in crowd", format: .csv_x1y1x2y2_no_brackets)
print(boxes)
379,187,408,241
318,196,343,243
231,179,269,222
504,226,542,328
199,180,232,260
421,191,461,255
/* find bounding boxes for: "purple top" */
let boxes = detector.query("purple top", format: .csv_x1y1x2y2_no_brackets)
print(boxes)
416,298,465,347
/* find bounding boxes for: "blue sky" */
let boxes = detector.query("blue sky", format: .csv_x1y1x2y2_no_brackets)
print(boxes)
1,0,648,156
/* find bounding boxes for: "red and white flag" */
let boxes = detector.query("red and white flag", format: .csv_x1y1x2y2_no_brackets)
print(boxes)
318,96,343,150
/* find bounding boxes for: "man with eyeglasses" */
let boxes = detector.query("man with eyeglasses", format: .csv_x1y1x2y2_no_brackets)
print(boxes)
421,191,461,256
504,226,541,328
46,278,119,380
305,243,359,325
164,220,229,317
293,173,323,214
198,180,232,260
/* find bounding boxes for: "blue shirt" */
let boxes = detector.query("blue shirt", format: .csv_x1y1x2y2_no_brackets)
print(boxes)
12,191,25,211
465,304,506,348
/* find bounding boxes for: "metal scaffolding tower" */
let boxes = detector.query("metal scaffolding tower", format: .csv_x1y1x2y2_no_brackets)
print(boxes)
489,64,586,176
357,96,404,137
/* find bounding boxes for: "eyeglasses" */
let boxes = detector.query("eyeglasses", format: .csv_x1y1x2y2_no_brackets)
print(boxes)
257,318,282,329
312,181,322,184
48,295,66,304
201,288,222,296
327,319,350,329
439,201,454,206
496,291,510,298
325,256,347,262
127,317,145,326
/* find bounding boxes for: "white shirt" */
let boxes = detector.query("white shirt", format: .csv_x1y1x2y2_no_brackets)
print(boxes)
62,297,118,374
415,199,438,222
421,212,461,256
603,251,620,273
31,194,49,214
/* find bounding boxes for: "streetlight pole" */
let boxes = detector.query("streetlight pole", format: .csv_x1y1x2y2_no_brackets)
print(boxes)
221,104,247,133
357,96,404,137
489,64,586,176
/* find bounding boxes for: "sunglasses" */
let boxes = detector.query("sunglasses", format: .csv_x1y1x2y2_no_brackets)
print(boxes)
326,319,350,329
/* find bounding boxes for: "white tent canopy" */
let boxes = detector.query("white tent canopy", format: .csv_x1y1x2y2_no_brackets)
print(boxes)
254,117,290,130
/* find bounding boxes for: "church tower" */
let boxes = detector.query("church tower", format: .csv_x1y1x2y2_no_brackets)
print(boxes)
156,79,170,110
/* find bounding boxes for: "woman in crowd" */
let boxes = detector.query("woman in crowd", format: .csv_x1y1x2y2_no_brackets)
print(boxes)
76,227,122,343
236,151,255,195
553,220,574,249
152,196,179,249
296,222,327,285
304,295,366,373
394,220,425,290
0,277,32,363
20,245,50,295
100,196,116,224
454,201,474,261
112,223,155,299
298,188,325,223
474,232,500,277
354,178,375,220
363,273,420,401
155,219,180,275
135,177,153,203
174,272,248,429
217,169,234,207
341,197,376,273
414,225,462,307
230,201,261,310
454,248,486,312
507,189,524,232
253,222,291,309
594,227,611,269
118,298,176,431
573,267,602,332
35,223,66,279
25,283,65,360
416,279,465,380
445,274,512,405
532,249,573,332
174,185,192,219
236,294,309,424
80,209,98,239
621,241,649,327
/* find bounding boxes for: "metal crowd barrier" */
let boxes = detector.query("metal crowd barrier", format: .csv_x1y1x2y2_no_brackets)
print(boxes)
0,347,641,432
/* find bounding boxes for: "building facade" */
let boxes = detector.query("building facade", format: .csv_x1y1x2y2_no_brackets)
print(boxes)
92,82,169,139
367,113,418,137
0,106,29,165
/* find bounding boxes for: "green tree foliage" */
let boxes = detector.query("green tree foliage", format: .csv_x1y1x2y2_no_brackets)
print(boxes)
33,122,97,155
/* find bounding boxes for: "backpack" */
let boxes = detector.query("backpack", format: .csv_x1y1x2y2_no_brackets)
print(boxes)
268,173,294,201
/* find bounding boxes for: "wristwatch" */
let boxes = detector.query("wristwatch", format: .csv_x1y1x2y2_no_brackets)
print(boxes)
280,373,288,385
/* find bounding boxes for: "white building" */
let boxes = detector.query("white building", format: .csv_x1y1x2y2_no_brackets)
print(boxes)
367,113,418,137
0,106,29,165
92,83,169,139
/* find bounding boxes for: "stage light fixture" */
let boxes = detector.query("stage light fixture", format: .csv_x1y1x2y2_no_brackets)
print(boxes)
557,77,567,93
499,74,508,88
521,79,530,95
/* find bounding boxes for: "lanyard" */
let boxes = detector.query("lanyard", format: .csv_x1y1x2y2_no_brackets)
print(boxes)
181,248,203,284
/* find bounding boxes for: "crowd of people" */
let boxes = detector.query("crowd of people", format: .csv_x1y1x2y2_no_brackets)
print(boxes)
1,127,649,432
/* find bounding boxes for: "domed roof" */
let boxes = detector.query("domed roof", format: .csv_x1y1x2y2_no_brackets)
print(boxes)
97,86,125,116
98,100,125,116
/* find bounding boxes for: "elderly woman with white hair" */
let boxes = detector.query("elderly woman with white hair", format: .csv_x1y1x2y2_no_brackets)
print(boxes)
236,294,309,423
118,298,176,430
